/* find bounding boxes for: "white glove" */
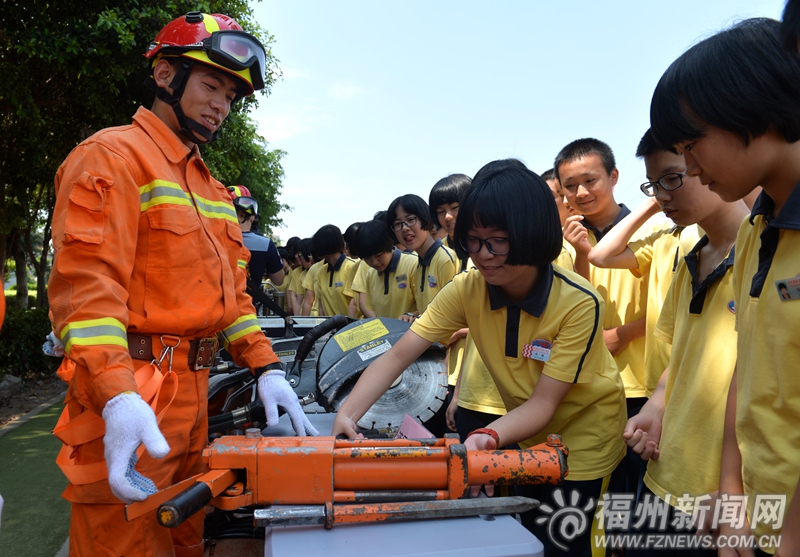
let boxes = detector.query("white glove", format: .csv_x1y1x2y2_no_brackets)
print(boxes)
42,331,65,357
102,392,170,503
258,370,319,437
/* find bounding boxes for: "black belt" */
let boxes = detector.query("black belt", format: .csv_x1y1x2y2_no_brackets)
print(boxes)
127,334,218,370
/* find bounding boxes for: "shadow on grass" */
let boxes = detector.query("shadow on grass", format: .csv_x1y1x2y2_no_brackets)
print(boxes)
0,404,69,557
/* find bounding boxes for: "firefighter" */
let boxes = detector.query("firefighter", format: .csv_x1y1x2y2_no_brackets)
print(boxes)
48,12,315,557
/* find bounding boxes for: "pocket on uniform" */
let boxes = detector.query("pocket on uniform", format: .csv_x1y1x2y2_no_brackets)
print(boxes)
64,172,112,248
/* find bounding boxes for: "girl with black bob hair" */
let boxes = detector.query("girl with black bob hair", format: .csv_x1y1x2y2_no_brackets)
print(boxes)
650,18,800,152
333,159,627,557
453,159,562,267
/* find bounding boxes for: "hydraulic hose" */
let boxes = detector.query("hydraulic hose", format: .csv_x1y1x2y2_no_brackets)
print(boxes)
286,315,352,387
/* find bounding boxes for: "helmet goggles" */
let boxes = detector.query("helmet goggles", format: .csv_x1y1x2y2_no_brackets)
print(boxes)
234,196,259,216
205,30,266,91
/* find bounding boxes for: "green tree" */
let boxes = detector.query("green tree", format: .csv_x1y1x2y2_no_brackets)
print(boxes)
0,1,287,307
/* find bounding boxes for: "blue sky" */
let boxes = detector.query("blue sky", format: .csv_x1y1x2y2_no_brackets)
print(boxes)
250,0,786,243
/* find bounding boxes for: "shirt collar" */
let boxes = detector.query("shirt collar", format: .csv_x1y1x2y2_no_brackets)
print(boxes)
487,264,553,318
749,185,800,230
132,106,195,164
380,248,402,276
327,252,347,272
582,204,631,240
419,239,444,266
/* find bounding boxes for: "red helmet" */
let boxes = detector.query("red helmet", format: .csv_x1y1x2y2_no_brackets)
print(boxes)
228,185,258,217
145,12,266,97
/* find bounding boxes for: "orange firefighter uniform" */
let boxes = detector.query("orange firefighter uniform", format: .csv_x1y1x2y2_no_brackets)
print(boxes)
49,106,279,557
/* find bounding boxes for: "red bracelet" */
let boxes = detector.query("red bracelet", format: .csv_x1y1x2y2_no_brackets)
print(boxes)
466,428,500,446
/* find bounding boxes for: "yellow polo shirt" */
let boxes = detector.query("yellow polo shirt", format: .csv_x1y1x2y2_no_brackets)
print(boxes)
585,206,648,398
311,253,358,317
555,237,576,271
301,261,325,316
411,265,626,481
290,267,308,298
347,259,369,297
445,235,471,273
644,236,736,507
628,223,702,395
358,249,418,318
733,190,800,553
412,239,457,314
457,334,507,415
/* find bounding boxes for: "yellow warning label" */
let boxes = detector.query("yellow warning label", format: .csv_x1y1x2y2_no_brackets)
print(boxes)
334,320,390,352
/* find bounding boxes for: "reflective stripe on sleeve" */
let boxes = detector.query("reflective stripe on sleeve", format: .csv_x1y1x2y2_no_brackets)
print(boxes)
220,314,261,345
60,318,128,353
238,259,247,269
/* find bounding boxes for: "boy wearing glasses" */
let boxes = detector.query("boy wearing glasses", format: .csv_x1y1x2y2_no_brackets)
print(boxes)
589,130,700,396
612,136,749,555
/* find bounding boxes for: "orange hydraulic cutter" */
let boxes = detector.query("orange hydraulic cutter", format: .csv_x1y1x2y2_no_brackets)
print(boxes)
126,432,568,529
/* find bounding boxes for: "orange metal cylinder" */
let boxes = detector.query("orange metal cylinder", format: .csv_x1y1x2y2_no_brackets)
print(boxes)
466,442,567,486
333,460,448,490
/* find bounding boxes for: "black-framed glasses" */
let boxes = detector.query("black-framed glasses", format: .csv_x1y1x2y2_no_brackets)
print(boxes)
391,216,418,231
640,172,685,197
459,235,510,256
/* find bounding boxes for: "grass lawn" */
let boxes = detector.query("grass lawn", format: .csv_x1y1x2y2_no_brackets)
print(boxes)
0,404,69,557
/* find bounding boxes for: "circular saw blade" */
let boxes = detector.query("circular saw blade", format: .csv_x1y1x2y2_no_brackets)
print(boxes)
332,355,448,430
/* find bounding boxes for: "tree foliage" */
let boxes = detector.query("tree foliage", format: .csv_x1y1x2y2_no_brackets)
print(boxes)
0,0,288,306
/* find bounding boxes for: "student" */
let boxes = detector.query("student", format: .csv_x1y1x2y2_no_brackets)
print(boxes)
588,130,700,396
343,222,365,318
305,224,358,317
618,143,749,557
649,18,800,557
349,219,418,318
427,174,507,441
541,168,573,226
387,194,457,320
556,138,649,502
429,174,472,272
289,238,314,315
333,159,626,557
266,247,294,314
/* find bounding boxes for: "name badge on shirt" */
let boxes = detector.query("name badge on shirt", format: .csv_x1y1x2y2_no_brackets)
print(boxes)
522,339,552,362
427,275,437,288
397,282,408,289
774,275,800,302
396,274,408,282
727,300,736,314
334,281,344,288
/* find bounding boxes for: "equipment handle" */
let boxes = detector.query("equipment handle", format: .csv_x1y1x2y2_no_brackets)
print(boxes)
157,482,213,528
287,315,351,386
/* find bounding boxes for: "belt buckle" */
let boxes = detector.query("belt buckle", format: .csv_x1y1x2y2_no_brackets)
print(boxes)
193,337,219,370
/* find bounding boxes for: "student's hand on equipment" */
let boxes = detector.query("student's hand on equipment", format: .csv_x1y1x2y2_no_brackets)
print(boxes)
445,396,458,432
399,312,417,323
464,433,497,497
622,410,661,460
102,392,170,503
257,369,319,437
563,215,591,255
331,413,364,440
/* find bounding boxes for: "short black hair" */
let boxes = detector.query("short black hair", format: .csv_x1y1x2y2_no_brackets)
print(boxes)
277,247,291,261
386,194,435,234
343,222,363,251
540,168,556,182
312,224,345,257
285,236,301,255
353,219,394,259
779,282,789,290
554,138,616,181
634,128,677,158
651,18,800,148
454,159,562,266
428,174,472,222
781,0,800,53
297,238,313,262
